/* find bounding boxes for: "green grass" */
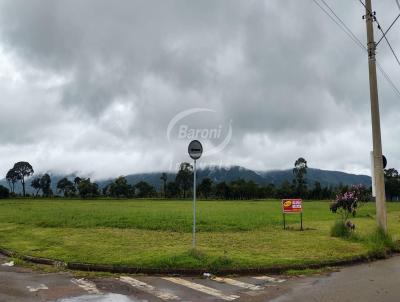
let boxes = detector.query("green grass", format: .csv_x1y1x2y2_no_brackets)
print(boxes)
0,199,399,271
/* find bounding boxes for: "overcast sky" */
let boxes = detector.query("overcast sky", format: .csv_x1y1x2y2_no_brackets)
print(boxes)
0,0,399,180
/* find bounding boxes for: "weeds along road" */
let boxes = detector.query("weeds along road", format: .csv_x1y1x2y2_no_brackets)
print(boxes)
1,253,400,302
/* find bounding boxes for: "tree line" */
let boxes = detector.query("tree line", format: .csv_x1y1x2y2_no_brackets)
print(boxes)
1,158,399,201
384,168,400,201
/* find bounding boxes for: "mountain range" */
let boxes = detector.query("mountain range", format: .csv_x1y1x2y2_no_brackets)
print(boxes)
0,166,372,195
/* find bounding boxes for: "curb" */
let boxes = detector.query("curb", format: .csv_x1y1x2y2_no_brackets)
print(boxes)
0,247,395,276
0,248,65,267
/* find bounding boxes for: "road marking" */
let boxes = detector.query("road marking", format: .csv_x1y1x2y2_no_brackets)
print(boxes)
163,277,240,301
27,284,48,292
120,276,180,301
253,276,286,283
211,277,263,291
71,278,101,294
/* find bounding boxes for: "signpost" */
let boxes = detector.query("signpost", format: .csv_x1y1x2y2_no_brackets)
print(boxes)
282,199,303,230
188,140,203,248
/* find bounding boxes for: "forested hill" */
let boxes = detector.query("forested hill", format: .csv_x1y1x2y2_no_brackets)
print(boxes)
258,168,372,188
96,166,372,190
0,166,371,194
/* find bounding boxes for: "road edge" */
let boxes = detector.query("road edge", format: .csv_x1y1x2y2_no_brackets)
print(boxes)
1,246,397,276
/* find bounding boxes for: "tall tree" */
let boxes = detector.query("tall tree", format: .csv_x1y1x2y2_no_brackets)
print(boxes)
166,181,180,198
384,168,400,201
230,179,259,200
77,178,99,198
102,184,110,196
109,176,133,198
57,178,76,197
30,174,52,197
13,161,34,197
40,174,52,197
175,162,193,198
135,181,156,198
309,181,323,200
215,181,230,199
276,180,293,199
31,177,42,196
198,178,213,199
74,177,82,186
160,173,168,198
293,157,308,198
262,183,276,199
6,169,18,193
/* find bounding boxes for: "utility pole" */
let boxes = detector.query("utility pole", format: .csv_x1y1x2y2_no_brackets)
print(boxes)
365,0,387,232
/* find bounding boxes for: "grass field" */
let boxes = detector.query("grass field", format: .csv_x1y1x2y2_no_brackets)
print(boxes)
0,199,399,271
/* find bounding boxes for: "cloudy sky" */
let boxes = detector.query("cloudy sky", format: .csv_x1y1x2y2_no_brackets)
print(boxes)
0,0,399,180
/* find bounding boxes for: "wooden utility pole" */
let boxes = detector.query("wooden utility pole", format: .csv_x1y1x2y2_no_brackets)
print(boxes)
365,0,387,231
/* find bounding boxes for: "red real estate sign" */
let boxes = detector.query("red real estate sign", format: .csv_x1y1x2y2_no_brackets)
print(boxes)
282,199,303,213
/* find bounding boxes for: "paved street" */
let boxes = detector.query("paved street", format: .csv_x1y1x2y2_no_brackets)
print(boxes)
0,254,287,302
1,254,400,302
270,255,400,302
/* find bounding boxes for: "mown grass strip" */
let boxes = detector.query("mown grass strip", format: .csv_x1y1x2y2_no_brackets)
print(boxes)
0,199,399,271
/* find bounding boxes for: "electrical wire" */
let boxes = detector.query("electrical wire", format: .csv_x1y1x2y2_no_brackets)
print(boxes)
381,34,400,67
358,0,400,67
377,62,400,97
312,0,400,99
311,0,366,51
319,0,366,49
377,13,400,45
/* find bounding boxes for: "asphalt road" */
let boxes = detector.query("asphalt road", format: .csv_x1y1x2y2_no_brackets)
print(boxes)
1,254,400,302
271,255,400,302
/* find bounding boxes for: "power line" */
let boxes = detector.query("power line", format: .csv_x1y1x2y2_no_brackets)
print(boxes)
358,0,400,67
312,0,400,99
377,13,400,45
381,33,400,67
357,0,400,94
396,0,400,11
319,0,366,49
358,0,367,10
377,62,400,98
311,0,365,50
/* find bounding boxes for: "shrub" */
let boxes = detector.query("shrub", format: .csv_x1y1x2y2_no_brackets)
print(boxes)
330,220,352,238
0,185,10,199
329,185,370,235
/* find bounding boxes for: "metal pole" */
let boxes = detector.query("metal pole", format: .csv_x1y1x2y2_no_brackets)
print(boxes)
365,0,387,232
300,212,303,231
192,159,197,248
283,213,286,230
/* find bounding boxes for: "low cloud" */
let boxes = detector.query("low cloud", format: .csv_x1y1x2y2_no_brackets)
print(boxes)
0,0,399,179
